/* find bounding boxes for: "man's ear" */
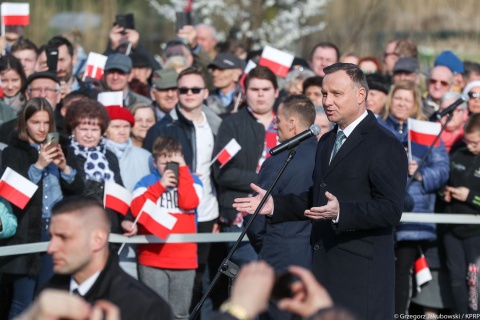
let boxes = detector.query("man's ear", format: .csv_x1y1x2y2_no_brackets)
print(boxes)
91,229,108,252
357,87,367,105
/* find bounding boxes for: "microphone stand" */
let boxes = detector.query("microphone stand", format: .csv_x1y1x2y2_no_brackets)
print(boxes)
406,113,453,189
189,148,298,320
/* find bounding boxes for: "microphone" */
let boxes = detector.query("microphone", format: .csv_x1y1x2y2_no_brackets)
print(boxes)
435,95,469,120
269,124,320,156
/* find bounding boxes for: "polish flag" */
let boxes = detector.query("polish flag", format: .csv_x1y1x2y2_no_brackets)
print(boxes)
0,167,38,209
1,3,30,26
258,45,294,78
408,118,441,159
98,91,123,108
0,78,3,98
83,52,108,81
240,60,257,88
414,255,432,291
211,138,241,168
104,181,132,216
137,199,177,240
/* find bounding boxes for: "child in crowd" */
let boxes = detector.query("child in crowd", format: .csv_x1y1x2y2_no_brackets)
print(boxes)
131,136,202,320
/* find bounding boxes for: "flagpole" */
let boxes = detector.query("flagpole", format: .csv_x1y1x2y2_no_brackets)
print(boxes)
407,119,412,162
232,92,242,112
117,210,143,255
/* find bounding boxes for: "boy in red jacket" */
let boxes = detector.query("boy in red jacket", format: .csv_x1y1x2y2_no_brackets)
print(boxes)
131,136,202,319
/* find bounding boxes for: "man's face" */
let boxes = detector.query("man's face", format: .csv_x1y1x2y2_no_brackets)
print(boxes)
273,104,291,143
211,68,241,91
105,119,131,144
35,51,48,72
105,69,131,92
321,70,366,130
393,71,417,83
245,78,278,116
439,98,467,132
13,49,37,77
366,89,387,115
383,41,399,74
309,47,338,77
177,74,208,111
315,113,331,139
26,78,60,108
57,44,76,83
428,66,453,102
48,212,94,276
305,85,323,107
150,87,178,113
196,26,218,54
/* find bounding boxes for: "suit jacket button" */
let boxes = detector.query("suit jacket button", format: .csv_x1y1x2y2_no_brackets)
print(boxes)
314,244,320,250
320,182,326,188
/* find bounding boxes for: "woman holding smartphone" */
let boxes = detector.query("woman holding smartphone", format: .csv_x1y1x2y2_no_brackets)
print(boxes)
0,98,82,318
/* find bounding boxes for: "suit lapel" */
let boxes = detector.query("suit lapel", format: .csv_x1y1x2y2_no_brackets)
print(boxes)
324,113,375,177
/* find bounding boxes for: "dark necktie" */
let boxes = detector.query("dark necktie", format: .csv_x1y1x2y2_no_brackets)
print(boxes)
72,288,82,296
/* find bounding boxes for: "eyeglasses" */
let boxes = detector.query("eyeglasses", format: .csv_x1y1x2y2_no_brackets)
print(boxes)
428,79,450,87
383,51,398,58
468,92,480,100
28,87,59,94
178,87,204,95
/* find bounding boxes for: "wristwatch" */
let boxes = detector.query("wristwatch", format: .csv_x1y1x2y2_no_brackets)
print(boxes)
220,300,252,320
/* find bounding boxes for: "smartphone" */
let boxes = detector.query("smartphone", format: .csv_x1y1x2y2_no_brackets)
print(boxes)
166,162,179,180
45,132,59,149
115,13,135,30
175,11,192,32
46,47,58,73
270,272,294,301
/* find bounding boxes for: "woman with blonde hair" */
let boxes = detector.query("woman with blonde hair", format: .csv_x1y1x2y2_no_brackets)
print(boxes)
379,80,450,316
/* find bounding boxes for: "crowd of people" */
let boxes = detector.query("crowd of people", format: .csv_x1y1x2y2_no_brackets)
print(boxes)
0,14,480,320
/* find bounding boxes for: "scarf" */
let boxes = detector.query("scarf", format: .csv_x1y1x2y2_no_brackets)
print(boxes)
70,136,114,182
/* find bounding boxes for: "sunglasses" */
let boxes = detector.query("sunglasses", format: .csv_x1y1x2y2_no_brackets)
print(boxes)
178,87,204,95
468,91,480,99
428,79,450,87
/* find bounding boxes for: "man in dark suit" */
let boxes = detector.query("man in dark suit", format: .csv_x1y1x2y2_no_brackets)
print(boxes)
44,195,173,320
234,63,408,320
246,94,317,320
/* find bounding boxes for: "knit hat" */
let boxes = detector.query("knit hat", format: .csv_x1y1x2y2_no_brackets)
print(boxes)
462,80,480,97
366,73,390,95
434,50,464,74
105,106,135,127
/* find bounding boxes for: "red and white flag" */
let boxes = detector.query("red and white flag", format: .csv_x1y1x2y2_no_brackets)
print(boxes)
1,3,30,26
0,78,3,98
414,255,432,291
104,181,132,216
98,91,123,108
137,199,177,240
0,167,38,209
258,45,294,78
212,138,241,168
84,52,108,81
408,118,441,160
240,60,257,88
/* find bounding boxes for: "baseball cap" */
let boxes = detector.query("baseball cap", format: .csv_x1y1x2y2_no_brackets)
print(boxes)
151,69,178,89
105,53,132,73
208,53,246,70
